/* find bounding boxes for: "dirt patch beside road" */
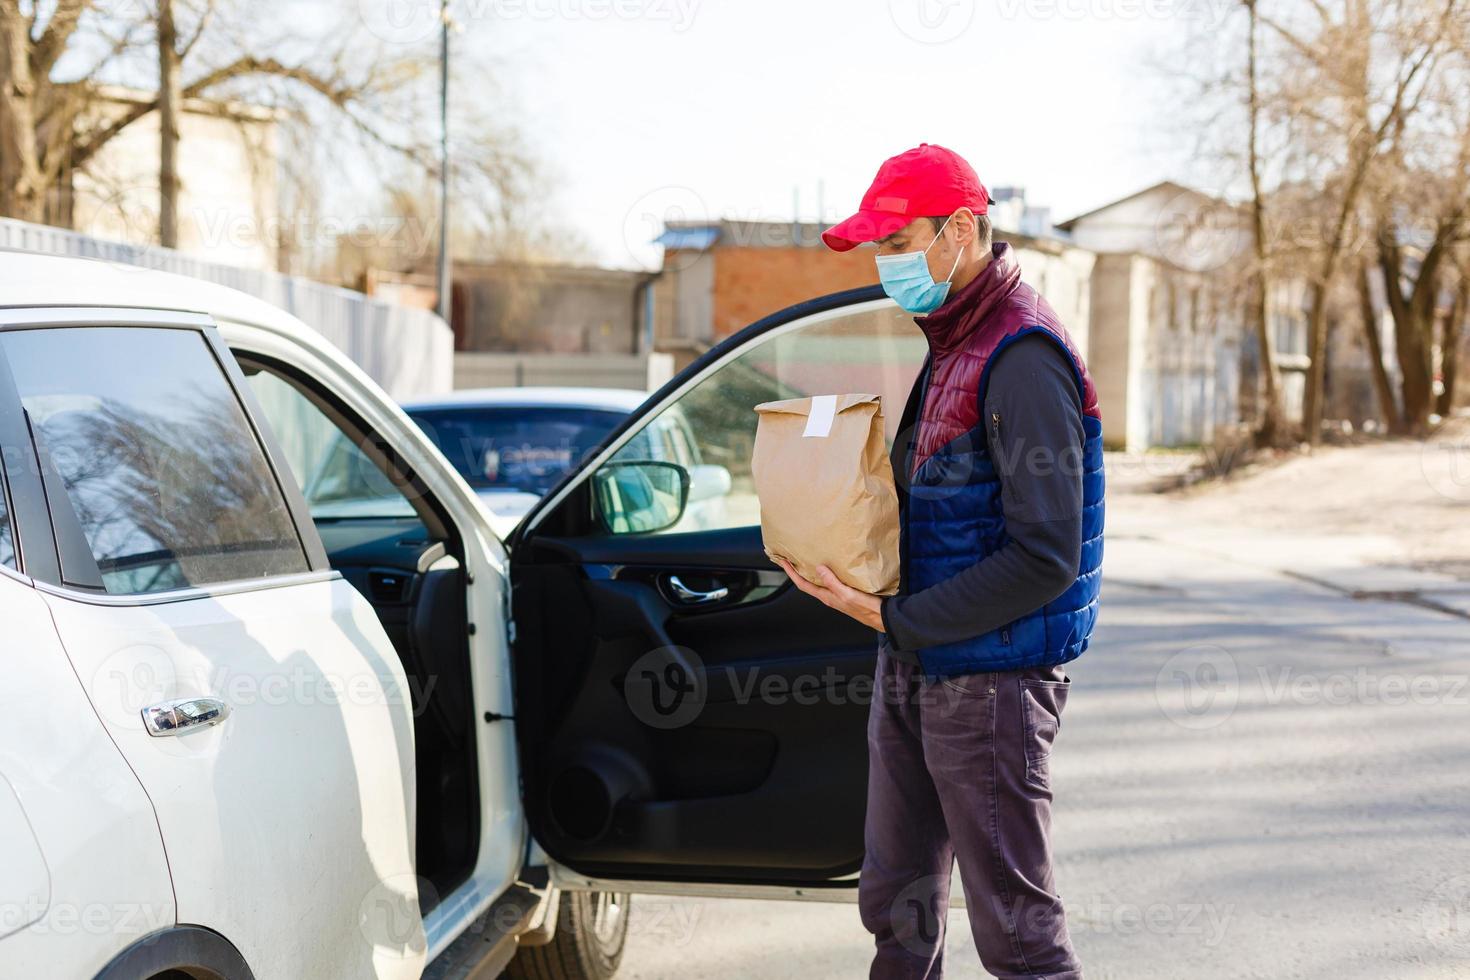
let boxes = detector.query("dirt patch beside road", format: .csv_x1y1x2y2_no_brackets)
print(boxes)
1108,421,1470,581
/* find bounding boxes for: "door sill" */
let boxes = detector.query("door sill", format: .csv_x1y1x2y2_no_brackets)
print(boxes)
422,883,542,979
548,863,865,904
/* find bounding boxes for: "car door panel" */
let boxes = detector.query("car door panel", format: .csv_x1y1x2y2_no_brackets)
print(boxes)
514,541,874,881
513,288,920,890
222,331,526,960
44,579,423,979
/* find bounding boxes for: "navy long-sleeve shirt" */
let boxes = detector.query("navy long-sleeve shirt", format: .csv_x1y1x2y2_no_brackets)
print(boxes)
880,334,1085,660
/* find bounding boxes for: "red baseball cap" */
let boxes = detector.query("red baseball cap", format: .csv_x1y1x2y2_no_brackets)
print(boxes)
822,144,990,252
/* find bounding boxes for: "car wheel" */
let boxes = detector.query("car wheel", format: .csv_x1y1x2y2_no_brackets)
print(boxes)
506,891,630,980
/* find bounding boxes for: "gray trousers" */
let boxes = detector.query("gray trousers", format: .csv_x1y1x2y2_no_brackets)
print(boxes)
859,650,1082,979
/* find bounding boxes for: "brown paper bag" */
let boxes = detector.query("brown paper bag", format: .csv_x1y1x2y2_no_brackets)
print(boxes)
752,393,900,596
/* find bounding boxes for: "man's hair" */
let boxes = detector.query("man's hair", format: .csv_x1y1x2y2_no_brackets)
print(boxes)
929,213,992,252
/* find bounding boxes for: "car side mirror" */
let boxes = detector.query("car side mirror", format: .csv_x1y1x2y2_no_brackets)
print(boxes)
592,461,691,534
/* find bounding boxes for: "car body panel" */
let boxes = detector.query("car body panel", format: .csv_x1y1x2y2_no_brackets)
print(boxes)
0,570,176,976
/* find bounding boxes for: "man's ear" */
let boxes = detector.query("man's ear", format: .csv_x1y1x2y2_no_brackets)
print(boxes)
949,208,977,247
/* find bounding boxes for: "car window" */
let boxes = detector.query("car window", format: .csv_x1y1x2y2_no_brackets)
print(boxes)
668,416,700,469
244,367,416,520
600,301,923,534
1,326,309,594
619,426,657,462
0,469,13,570
658,420,694,469
407,406,628,497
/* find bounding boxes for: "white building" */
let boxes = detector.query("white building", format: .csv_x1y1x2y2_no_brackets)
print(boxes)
62,86,281,271
1059,181,1307,450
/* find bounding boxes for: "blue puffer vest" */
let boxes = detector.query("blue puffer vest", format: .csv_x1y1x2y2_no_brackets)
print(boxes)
895,243,1105,678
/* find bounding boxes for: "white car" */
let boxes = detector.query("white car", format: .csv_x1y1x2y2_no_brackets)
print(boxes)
0,252,904,979
399,388,732,539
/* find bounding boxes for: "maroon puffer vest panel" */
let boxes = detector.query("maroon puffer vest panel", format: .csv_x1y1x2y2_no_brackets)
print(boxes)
909,242,1099,477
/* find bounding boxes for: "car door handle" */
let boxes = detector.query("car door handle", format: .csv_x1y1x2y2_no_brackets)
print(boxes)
142,697,231,737
667,575,729,605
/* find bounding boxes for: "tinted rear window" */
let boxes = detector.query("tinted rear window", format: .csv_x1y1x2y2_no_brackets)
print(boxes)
407,406,628,496
2,326,309,594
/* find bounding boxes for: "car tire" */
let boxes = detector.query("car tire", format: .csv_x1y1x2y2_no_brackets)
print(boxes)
505,891,630,980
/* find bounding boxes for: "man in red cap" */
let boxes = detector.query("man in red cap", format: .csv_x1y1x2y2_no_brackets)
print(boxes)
777,144,1104,978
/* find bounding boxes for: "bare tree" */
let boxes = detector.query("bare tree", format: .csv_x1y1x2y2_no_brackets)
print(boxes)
1243,0,1289,445
0,0,145,222
1356,258,1403,430
155,0,217,247
1363,3,1470,431
3,0,548,272
1267,0,1461,442
1439,261,1469,414
1441,275,1467,414
1376,212,1466,431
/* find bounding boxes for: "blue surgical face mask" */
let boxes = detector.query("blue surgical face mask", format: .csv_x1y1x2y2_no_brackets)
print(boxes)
874,214,965,315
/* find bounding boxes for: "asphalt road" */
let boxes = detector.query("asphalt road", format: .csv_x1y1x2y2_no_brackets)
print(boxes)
614,502,1470,979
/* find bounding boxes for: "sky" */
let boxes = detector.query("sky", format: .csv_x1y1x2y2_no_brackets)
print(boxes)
430,0,1232,268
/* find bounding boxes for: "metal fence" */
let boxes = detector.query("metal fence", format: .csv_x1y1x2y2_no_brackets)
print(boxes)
0,218,453,399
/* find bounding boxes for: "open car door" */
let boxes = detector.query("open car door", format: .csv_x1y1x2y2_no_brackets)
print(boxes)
510,285,926,894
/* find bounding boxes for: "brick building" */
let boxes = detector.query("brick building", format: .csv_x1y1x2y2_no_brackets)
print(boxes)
650,218,1094,374
649,221,876,367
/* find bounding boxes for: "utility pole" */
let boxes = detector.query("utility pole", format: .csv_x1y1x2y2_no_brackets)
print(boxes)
436,0,452,325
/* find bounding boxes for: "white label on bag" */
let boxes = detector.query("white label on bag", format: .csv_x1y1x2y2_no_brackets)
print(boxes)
802,394,838,438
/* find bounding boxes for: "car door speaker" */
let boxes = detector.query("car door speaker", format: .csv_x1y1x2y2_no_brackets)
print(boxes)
546,746,651,843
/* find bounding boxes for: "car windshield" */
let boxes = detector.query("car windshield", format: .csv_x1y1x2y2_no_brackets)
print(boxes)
407,405,631,496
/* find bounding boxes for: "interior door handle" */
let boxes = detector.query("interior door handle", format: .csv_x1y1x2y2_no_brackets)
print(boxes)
667,575,729,605
142,697,231,737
